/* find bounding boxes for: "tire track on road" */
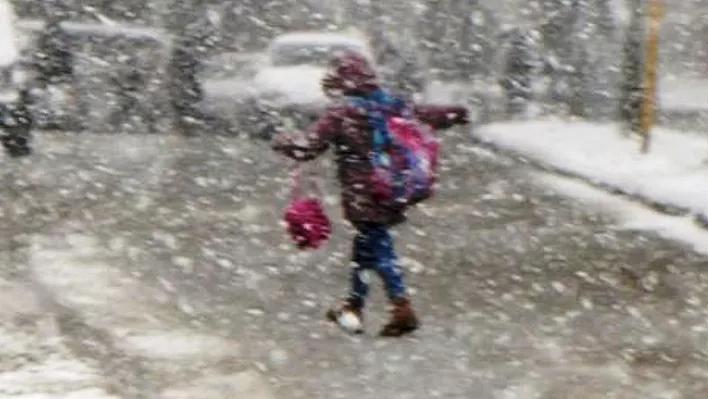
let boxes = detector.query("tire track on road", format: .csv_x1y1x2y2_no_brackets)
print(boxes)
22,229,275,399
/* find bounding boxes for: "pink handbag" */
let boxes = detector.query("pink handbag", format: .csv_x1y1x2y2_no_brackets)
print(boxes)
283,166,332,250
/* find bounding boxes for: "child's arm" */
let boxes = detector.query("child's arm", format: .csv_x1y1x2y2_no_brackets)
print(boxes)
413,104,469,130
272,108,342,161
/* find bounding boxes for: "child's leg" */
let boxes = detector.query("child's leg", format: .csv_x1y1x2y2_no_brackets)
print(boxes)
333,224,400,309
365,224,419,336
364,225,407,300
348,227,376,309
328,224,417,335
325,227,375,332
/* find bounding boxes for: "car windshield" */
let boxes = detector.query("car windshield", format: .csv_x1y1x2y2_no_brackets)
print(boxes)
269,41,364,67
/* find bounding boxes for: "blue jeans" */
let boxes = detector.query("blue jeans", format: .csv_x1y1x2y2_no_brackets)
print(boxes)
349,224,407,308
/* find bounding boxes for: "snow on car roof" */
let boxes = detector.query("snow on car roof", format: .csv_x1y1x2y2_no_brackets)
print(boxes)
270,30,369,47
17,19,171,45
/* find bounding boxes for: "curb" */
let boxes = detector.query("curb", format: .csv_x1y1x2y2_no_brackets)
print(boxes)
468,128,708,231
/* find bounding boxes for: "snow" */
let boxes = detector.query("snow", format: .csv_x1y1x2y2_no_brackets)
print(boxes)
1,389,119,399
535,172,708,256
16,229,268,397
160,370,276,399
0,0,19,67
476,119,708,222
659,77,708,111
16,19,170,45
30,234,140,310
610,0,630,26
248,29,376,106
0,279,116,399
266,29,374,67
251,65,329,105
123,330,238,360
269,30,370,50
0,365,116,398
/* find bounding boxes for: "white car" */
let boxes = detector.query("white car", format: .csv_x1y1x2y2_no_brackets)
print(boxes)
249,29,375,111
212,29,377,136
198,51,265,118
198,29,433,137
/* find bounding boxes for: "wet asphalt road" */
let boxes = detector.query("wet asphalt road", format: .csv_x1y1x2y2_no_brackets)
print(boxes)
1,128,708,398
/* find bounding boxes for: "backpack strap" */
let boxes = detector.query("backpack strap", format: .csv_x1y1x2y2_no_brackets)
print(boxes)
349,90,416,167
348,96,384,163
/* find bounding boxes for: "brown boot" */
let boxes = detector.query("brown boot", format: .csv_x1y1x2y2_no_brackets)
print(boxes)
326,299,364,334
379,297,419,337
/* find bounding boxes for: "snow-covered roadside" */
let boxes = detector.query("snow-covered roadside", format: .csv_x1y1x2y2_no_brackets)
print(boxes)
0,279,119,399
473,119,708,226
535,172,708,256
0,228,275,399
24,230,276,399
659,77,708,112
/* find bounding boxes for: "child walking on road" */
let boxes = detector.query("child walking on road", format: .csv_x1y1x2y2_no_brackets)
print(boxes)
272,51,468,337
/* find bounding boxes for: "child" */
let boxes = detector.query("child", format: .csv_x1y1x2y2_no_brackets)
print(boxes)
272,51,468,337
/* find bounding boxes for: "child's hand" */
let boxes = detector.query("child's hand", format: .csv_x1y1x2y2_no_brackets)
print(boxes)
271,130,293,151
448,108,470,125
258,123,280,141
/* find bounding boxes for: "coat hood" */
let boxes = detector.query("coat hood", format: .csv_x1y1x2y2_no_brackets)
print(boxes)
322,51,379,96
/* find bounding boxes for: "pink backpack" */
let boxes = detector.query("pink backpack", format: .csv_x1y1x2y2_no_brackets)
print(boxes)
370,116,440,208
350,94,440,210
283,167,332,250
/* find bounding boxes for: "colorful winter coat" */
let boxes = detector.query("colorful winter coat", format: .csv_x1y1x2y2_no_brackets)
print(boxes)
273,52,468,226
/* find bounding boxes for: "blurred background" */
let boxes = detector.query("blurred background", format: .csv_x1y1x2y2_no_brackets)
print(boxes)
5,0,708,136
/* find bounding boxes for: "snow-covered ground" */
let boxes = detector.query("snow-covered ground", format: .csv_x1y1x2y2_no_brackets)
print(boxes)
475,119,708,224
0,276,120,399
536,172,708,256
659,77,708,112
0,227,276,399
4,130,708,398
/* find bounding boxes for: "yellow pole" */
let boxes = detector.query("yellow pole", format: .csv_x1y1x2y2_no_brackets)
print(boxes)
639,0,664,154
